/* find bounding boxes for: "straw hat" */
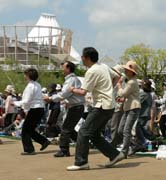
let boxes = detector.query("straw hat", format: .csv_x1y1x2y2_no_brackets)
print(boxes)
4,85,14,94
111,64,124,76
124,60,138,75
4,88,12,94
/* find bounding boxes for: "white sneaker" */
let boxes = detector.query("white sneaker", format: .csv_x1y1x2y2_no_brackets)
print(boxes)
66,164,90,171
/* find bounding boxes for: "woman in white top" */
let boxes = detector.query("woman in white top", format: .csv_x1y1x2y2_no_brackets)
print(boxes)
14,68,50,155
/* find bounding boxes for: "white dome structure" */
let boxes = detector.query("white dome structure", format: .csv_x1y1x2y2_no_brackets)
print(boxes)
27,13,81,62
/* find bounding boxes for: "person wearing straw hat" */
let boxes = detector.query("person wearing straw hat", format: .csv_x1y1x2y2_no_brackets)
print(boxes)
111,60,141,160
3,85,15,128
106,64,125,145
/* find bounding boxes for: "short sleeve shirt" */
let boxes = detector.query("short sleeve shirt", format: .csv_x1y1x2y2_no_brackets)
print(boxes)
82,63,116,109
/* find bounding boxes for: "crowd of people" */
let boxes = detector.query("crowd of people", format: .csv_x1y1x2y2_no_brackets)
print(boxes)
0,47,166,171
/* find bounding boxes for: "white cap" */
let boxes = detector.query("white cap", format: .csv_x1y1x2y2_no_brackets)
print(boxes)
42,87,47,93
149,79,156,90
56,84,61,91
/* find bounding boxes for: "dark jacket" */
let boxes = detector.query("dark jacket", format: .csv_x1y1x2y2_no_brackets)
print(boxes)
49,91,60,110
139,90,152,119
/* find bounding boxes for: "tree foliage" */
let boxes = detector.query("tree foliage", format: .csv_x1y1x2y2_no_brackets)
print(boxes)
121,43,166,94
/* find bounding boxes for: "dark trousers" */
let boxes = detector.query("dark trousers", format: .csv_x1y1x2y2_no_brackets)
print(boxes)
59,105,84,152
159,115,166,138
22,108,48,153
136,117,149,145
46,108,61,137
4,113,16,127
47,108,60,126
75,107,119,166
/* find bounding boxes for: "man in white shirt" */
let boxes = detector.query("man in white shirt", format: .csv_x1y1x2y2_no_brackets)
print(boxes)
66,47,124,171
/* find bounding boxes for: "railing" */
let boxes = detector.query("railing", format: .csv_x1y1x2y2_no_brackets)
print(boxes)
0,25,72,65
0,64,56,71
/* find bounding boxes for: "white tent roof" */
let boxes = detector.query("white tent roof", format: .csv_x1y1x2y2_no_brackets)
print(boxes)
27,13,81,62
70,46,81,62
50,54,80,65
28,13,61,45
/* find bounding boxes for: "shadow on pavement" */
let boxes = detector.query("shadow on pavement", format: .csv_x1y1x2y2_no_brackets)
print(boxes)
89,161,148,171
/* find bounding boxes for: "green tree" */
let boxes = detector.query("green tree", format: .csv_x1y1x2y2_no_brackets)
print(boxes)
121,43,155,78
121,43,166,94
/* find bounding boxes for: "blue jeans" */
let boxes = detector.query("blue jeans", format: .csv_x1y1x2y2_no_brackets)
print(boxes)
118,108,140,156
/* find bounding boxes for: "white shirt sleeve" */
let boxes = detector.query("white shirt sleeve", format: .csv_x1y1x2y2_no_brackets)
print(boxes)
51,93,64,102
14,83,34,112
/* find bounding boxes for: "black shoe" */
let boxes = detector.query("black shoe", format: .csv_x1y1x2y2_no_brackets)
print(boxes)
40,141,50,151
53,150,70,157
21,151,36,155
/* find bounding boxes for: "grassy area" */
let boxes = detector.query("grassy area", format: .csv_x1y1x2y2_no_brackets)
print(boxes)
0,70,63,93
0,68,85,93
0,55,86,93
0,56,50,65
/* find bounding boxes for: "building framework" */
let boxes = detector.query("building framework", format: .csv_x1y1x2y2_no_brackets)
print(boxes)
0,24,72,67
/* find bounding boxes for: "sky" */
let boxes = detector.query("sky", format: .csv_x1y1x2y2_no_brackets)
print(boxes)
0,0,166,63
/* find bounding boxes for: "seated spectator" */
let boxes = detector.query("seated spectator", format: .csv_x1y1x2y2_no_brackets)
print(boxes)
0,115,4,129
155,82,166,139
3,110,25,136
4,86,15,128
11,112,25,137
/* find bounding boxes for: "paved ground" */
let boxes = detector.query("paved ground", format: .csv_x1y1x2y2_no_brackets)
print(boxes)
0,137,166,180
